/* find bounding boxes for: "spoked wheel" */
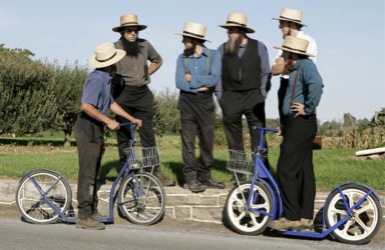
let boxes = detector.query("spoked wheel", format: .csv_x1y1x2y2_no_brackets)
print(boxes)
118,172,166,225
225,181,273,235
324,184,382,245
15,169,72,224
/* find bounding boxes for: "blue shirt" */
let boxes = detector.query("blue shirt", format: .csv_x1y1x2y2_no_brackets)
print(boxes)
216,39,271,98
282,59,323,116
81,70,115,115
175,47,221,93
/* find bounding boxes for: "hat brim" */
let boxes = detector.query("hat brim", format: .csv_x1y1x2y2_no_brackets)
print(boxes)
174,32,211,43
273,45,314,57
271,18,307,27
89,49,126,68
112,24,147,32
219,24,255,33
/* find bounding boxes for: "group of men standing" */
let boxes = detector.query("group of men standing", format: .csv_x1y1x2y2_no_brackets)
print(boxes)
74,8,323,231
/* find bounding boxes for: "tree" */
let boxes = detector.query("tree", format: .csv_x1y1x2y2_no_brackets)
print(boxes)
0,46,59,135
51,62,88,146
319,120,342,137
153,89,180,145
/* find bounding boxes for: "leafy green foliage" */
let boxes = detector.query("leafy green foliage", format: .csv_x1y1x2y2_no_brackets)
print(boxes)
50,63,88,146
153,88,180,140
0,46,58,135
0,45,88,145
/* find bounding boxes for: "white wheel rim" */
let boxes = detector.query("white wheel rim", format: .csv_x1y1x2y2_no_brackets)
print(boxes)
227,184,271,233
326,188,379,241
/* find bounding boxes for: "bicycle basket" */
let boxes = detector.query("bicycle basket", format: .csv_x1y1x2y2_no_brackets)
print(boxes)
123,147,160,169
227,149,254,174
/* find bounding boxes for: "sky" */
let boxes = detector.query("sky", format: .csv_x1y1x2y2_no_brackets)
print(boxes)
1,0,384,123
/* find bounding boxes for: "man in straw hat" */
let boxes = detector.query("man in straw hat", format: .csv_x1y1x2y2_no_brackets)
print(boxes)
74,42,143,230
111,13,175,186
217,12,272,168
271,8,318,122
175,22,224,192
269,36,323,231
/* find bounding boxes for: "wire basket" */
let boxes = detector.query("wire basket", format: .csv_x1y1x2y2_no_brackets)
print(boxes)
227,149,254,174
123,147,160,169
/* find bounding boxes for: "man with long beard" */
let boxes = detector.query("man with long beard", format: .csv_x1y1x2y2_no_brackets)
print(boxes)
111,13,175,186
217,12,272,169
175,22,223,193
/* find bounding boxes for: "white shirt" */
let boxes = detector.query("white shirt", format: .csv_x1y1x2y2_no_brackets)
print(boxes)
274,31,318,78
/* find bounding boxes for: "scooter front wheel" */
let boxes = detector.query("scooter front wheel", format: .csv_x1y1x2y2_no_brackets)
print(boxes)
225,181,273,235
324,184,382,245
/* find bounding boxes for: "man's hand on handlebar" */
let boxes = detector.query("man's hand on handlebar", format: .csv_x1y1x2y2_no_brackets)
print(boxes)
106,120,121,132
132,119,143,129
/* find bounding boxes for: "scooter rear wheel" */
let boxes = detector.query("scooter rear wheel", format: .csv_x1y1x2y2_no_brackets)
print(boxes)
324,184,382,245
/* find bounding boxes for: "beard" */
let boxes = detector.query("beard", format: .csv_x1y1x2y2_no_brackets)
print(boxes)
183,44,196,57
224,36,242,55
121,37,141,58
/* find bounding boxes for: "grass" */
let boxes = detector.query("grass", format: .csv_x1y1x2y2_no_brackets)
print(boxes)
0,135,384,192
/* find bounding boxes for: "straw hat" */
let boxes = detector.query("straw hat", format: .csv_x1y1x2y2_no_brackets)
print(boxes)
175,22,211,42
112,13,147,32
274,36,314,57
272,8,307,27
219,12,255,33
89,42,126,68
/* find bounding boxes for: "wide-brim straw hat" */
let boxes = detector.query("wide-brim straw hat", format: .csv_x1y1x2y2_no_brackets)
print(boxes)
89,42,126,68
272,8,307,27
219,12,255,33
175,21,211,42
112,13,147,32
274,36,314,57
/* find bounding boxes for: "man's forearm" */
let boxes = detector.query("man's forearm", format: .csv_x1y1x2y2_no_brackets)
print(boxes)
148,60,163,75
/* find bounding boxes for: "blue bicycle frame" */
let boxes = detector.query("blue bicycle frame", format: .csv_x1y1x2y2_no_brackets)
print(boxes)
245,127,383,239
23,122,142,224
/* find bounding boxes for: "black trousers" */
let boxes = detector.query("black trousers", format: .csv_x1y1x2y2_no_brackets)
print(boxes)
178,91,215,182
277,114,317,221
220,90,270,168
278,78,289,122
113,84,156,163
74,116,105,219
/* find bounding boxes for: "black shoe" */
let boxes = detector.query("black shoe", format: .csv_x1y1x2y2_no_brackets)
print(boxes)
200,179,225,189
183,180,206,193
153,169,176,186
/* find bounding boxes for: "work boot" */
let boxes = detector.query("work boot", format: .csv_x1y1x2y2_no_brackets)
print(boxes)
76,217,105,230
296,218,314,231
153,167,175,186
183,180,206,193
269,217,301,231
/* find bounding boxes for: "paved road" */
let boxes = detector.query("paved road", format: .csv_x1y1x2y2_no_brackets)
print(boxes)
0,218,383,250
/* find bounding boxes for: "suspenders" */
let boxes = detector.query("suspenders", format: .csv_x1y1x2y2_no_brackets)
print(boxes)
183,50,211,75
